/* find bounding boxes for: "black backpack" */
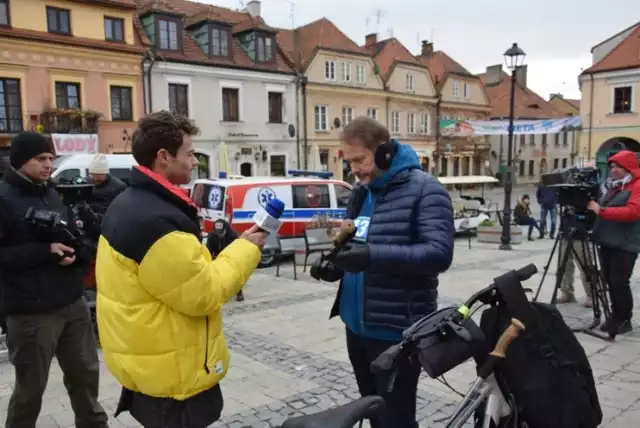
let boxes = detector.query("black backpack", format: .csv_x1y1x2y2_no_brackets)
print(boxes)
479,270,602,428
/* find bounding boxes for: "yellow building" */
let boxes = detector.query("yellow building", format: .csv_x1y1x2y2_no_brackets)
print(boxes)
0,0,145,154
549,94,580,117
579,22,640,166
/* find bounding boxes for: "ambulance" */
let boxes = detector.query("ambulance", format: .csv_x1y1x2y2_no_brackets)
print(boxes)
191,175,352,238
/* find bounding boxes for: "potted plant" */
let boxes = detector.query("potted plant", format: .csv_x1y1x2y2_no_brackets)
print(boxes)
477,219,523,244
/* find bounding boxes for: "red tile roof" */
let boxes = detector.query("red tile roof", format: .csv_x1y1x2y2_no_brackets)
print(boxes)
477,71,566,119
583,24,640,74
70,0,137,8
363,38,425,81
565,98,580,109
417,51,475,87
277,18,369,70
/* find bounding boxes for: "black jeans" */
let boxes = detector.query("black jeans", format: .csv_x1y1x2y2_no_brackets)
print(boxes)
5,297,107,428
346,328,421,428
600,246,638,322
516,216,541,238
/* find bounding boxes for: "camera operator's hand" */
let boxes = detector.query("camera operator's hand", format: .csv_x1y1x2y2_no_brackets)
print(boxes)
328,244,370,273
239,224,268,250
587,200,600,215
50,243,76,266
310,258,344,282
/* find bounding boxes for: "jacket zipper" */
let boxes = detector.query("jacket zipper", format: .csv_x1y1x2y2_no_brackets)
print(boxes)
361,192,377,331
203,316,210,374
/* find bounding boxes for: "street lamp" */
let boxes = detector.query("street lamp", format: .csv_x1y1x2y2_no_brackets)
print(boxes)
500,43,526,250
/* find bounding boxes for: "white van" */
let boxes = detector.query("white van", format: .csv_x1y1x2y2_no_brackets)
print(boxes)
52,154,137,184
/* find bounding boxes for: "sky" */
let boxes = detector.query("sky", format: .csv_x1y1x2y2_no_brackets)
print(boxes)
193,0,640,101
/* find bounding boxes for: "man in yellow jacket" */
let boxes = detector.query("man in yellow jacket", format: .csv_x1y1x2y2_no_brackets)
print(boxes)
95,111,267,427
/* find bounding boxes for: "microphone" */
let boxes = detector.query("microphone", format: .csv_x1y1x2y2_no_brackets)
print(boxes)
252,198,285,234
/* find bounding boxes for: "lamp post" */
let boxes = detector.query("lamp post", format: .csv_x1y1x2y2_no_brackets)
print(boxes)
500,43,526,250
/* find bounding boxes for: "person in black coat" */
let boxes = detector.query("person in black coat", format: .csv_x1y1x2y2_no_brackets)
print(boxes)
514,194,542,241
87,154,127,216
206,219,245,301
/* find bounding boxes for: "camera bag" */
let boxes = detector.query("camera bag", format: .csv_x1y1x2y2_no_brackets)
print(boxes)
479,270,602,428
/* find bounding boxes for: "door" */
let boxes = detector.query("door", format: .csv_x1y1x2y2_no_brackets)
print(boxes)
240,162,253,177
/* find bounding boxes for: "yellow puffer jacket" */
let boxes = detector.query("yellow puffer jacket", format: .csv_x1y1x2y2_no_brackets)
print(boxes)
96,166,261,400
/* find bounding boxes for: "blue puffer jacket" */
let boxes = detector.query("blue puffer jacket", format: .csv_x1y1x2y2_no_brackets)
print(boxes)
330,142,455,333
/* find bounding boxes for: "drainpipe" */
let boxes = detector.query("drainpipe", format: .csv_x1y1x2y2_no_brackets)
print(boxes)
434,95,442,176
385,93,390,129
301,76,309,170
140,54,151,115
146,54,157,113
587,73,595,161
294,75,301,168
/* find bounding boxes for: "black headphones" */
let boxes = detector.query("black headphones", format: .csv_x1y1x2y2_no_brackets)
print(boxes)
374,140,397,170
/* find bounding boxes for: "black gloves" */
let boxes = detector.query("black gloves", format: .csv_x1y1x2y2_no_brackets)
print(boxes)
310,258,344,282
328,244,370,273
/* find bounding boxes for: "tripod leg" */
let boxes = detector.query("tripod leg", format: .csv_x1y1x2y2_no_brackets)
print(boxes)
550,235,574,305
533,233,562,302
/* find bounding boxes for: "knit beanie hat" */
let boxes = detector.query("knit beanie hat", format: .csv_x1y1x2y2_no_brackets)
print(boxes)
88,154,109,174
10,132,55,169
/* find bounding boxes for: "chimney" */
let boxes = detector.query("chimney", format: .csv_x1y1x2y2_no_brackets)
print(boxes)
515,64,528,88
485,64,502,85
365,33,377,46
549,93,563,100
421,40,433,56
246,0,261,17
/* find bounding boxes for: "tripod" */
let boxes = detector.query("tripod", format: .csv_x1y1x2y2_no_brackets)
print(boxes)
533,218,616,341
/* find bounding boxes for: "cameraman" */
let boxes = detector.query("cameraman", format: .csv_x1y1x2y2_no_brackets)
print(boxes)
311,117,454,428
0,132,107,427
588,150,640,334
87,153,126,216
206,220,246,302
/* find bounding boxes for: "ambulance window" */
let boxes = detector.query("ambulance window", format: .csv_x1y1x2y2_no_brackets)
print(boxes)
191,184,225,210
335,185,351,208
293,184,330,209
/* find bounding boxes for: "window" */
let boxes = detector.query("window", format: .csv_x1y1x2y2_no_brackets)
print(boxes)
256,34,274,62
0,0,9,26
562,130,568,146
542,134,548,146
324,60,336,81
269,155,286,176
464,83,471,99
366,107,377,120
267,92,283,123
104,17,124,42
420,113,431,135
613,86,633,114
453,158,460,176
356,64,366,84
529,134,535,145
519,135,525,145
47,7,71,35
528,160,535,176
292,184,330,209
110,86,132,121
222,88,239,122
340,62,351,82
407,112,415,134
562,158,568,168
57,168,81,182
440,157,448,176
335,184,351,208
553,158,559,169
315,105,328,131
158,18,179,51
462,157,470,175
55,82,80,109
168,83,188,116
210,26,230,57
0,78,23,133
341,107,353,126
452,80,460,97
406,74,414,91
391,111,400,133
554,133,560,146
319,148,329,171
519,160,525,176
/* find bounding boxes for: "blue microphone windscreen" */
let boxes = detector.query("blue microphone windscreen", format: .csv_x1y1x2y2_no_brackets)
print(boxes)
265,198,285,218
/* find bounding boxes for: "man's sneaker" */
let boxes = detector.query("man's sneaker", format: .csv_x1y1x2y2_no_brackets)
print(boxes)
583,298,593,308
556,292,576,304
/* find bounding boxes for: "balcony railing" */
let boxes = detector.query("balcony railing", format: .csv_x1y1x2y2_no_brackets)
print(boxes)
40,109,102,134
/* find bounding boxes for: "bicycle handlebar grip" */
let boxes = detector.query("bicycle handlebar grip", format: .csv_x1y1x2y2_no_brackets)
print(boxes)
489,318,525,358
515,264,538,281
332,219,356,247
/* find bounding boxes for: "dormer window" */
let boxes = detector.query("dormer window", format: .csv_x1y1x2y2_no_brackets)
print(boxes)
239,31,275,64
192,23,231,58
140,13,182,52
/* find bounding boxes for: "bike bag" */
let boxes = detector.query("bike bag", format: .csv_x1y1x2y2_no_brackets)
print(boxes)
480,270,602,428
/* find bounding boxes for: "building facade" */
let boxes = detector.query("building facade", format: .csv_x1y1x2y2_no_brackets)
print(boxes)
549,94,580,117
479,64,577,184
0,0,145,156
417,41,492,177
579,22,640,169
363,35,438,171
136,0,297,179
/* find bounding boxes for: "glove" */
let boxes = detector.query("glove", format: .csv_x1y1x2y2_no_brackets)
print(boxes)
329,244,370,273
310,258,344,282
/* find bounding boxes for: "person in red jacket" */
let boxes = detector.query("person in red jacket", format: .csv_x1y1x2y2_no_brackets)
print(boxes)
588,150,640,334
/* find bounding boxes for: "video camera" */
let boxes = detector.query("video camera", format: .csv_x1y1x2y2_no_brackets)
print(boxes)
541,166,600,210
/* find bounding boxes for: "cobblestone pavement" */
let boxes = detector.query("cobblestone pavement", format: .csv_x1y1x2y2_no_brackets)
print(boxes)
2,234,640,427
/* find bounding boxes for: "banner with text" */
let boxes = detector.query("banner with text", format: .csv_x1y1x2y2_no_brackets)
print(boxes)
440,116,581,136
52,134,99,156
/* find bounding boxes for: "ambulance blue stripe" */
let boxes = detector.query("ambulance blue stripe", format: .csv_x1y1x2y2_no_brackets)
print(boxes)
232,208,347,220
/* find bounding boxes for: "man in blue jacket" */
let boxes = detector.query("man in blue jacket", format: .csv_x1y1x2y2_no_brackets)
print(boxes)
311,116,454,428
536,181,558,238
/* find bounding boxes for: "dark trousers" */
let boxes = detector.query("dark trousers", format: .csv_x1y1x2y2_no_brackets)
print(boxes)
346,328,421,428
600,246,638,322
516,217,541,238
5,297,107,428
